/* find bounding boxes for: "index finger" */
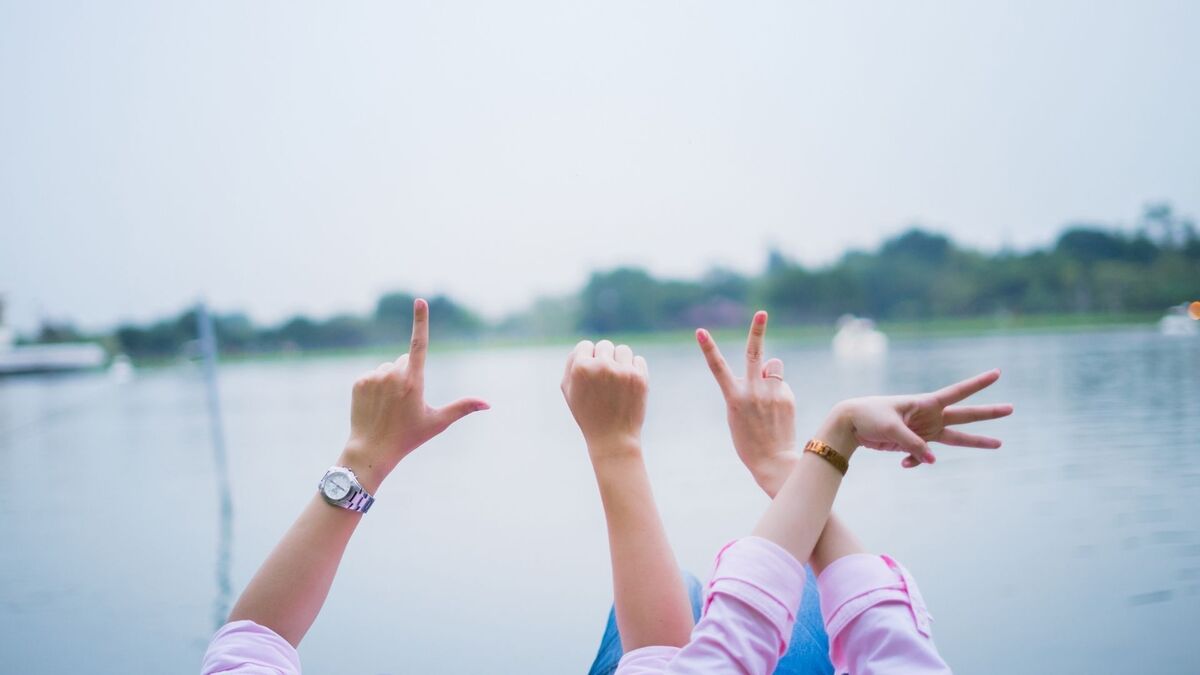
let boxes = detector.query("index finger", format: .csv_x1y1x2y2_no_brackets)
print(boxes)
745,310,768,379
408,298,429,377
696,329,735,397
933,369,1001,406
572,339,596,362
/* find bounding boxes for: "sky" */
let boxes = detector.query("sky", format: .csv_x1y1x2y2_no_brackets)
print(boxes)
1,1,1197,331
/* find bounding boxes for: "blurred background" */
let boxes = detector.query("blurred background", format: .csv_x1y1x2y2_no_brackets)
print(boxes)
1,1,1197,673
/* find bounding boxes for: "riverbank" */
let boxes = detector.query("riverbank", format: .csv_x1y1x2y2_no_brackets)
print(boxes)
201,311,1159,367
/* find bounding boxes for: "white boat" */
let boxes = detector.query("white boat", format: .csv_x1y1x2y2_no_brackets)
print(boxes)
832,314,889,359
1158,304,1198,337
0,300,109,376
0,341,108,376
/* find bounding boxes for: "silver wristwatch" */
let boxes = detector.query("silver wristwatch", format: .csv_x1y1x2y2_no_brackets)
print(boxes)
318,466,375,513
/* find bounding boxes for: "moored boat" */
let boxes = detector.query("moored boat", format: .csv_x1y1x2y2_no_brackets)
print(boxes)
1158,303,1198,337
0,298,109,376
832,314,889,359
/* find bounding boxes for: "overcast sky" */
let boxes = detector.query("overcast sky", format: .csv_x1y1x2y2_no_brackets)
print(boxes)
1,1,1197,331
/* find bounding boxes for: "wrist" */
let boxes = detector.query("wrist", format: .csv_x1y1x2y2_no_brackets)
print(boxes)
815,403,859,460
585,434,643,461
749,453,799,499
337,441,392,494
587,438,644,474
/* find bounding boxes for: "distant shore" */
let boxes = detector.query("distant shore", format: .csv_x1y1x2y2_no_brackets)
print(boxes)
198,312,1159,367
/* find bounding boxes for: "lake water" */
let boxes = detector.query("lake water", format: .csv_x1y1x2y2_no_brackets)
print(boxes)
0,327,1197,673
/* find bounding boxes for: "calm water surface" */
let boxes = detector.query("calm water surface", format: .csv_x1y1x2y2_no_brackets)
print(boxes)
1,328,1197,673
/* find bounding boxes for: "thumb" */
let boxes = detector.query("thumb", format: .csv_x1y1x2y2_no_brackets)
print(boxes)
891,422,935,465
435,397,491,431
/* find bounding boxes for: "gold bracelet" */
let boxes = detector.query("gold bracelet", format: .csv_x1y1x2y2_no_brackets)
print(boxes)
804,439,849,476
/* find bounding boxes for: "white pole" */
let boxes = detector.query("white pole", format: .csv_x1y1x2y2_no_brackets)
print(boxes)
196,302,234,630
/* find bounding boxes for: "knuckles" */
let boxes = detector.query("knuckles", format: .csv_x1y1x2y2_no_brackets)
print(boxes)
567,359,646,388
353,367,415,395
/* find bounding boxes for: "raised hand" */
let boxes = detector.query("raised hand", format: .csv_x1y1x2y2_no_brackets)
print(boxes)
696,311,797,490
342,298,489,490
560,339,694,649
827,370,1013,468
560,339,649,460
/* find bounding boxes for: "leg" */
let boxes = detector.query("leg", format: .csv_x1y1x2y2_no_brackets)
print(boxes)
773,565,834,675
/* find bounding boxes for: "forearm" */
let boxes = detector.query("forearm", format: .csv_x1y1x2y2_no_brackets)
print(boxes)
592,445,694,650
227,449,384,646
227,494,360,646
751,412,856,563
809,511,866,575
752,453,865,576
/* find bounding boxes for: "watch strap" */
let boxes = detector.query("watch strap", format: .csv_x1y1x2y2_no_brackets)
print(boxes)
804,438,850,476
343,486,375,513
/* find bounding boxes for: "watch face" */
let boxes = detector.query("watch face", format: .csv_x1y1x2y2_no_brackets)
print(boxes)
322,471,353,501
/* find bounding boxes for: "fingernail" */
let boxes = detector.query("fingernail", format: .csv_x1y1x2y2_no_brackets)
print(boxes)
927,454,936,464
754,311,767,325
696,329,707,343
414,298,427,311
475,401,490,411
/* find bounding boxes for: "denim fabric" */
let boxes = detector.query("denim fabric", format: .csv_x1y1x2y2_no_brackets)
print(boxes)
586,568,833,675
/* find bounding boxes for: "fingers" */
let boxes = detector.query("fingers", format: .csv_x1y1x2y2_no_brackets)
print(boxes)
933,369,1001,406
901,455,921,469
563,340,595,383
408,298,430,377
614,344,633,365
594,339,615,361
696,329,736,396
634,355,648,377
745,310,768,379
944,403,1013,425
376,361,393,372
394,353,409,371
762,357,785,382
434,397,491,431
939,428,1002,449
892,423,935,464
572,340,596,362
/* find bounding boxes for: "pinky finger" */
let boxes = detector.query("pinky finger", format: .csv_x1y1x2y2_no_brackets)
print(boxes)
634,355,648,377
939,428,1002,449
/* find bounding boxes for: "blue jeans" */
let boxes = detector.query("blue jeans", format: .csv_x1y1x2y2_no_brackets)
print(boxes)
587,568,833,675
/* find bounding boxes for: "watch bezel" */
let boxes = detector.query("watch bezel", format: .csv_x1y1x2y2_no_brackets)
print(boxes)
319,467,357,504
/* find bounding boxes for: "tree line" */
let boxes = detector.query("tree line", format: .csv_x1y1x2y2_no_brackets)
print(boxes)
28,204,1199,359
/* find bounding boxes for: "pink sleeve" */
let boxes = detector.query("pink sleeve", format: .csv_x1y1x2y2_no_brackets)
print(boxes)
617,536,806,674
817,554,951,675
201,620,301,675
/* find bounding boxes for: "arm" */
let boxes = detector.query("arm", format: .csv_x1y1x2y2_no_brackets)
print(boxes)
694,312,859,572
618,367,1010,673
616,406,854,675
219,299,489,647
736,449,863,575
561,339,694,651
648,312,1009,673
752,371,1012,674
743,446,864,575
694,315,1012,565
817,553,951,675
